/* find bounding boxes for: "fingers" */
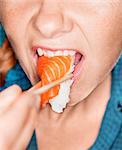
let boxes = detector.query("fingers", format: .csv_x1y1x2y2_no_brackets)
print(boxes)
0,92,40,148
0,85,41,149
25,91,41,111
13,108,38,150
0,85,22,110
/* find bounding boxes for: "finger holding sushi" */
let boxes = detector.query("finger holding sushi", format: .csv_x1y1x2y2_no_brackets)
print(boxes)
0,74,72,149
0,84,40,149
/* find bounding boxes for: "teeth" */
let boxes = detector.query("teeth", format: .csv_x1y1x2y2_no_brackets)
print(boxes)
43,50,48,56
37,49,76,57
54,51,63,56
69,51,76,56
63,50,69,56
47,50,54,57
37,48,43,56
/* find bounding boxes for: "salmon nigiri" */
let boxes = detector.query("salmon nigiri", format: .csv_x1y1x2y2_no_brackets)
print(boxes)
37,55,72,107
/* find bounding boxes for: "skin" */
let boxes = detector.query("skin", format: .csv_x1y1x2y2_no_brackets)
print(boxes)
0,85,39,149
0,0,122,149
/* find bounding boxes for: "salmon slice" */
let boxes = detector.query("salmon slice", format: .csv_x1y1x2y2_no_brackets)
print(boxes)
37,56,72,107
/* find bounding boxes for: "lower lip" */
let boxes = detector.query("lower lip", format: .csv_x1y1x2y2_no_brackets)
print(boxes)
73,56,84,80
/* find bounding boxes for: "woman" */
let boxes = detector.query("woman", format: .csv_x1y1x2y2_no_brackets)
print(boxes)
0,0,122,150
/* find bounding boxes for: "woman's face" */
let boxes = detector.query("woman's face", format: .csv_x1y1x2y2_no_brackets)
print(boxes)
0,0,122,105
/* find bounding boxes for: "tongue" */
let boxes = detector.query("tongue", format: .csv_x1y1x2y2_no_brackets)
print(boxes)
74,52,82,65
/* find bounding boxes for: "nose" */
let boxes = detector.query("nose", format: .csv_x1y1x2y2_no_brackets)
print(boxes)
34,11,72,38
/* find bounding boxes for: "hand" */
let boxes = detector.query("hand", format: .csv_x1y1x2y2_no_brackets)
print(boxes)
0,85,40,150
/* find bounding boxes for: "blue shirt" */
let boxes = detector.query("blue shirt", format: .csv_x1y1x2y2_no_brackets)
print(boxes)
0,62,32,91
0,24,122,150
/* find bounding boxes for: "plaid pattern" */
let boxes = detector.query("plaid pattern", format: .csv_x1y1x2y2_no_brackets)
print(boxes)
0,24,122,150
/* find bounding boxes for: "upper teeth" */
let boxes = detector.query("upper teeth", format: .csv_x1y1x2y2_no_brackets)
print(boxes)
37,48,76,57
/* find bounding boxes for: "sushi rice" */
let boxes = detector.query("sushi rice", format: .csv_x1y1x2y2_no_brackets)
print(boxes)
49,57,75,113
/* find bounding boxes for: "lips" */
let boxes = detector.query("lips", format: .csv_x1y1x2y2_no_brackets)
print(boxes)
32,46,84,80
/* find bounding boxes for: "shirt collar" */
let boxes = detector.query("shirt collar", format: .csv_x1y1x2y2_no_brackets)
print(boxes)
110,54,122,113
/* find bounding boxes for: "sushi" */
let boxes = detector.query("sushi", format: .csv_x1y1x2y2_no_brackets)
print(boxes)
37,53,75,113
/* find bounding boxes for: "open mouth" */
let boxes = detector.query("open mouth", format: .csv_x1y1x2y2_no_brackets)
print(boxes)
34,47,84,80
32,47,84,112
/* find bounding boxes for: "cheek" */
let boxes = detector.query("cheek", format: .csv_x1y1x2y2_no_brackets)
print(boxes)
1,9,29,57
70,50,121,105
1,4,31,40
1,11,25,48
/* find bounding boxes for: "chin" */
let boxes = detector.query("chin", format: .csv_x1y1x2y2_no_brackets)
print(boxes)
68,78,98,106
68,91,88,106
